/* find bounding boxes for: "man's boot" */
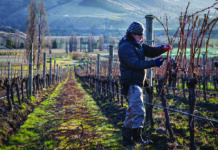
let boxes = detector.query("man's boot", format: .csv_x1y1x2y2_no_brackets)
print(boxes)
132,128,153,146
122,127,135,146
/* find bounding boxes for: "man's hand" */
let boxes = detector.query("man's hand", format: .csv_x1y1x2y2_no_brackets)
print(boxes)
163,44,172,52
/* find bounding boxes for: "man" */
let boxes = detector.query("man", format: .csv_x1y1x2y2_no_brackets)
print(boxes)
118,21,171,146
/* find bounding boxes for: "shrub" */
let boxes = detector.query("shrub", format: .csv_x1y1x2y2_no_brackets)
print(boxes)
69,52,84,60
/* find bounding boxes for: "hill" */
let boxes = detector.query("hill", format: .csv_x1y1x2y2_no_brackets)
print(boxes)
0,0,216,36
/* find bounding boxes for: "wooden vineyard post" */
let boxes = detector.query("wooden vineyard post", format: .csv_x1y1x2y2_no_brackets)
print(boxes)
59,65,61,82
7,62,12,110
62,67,64,81
158,78,174,139
202,53,207,102
59,66,60,82
211,58,214,86
172,60,177,98
43,53,46,88
86,61,89,82
96,54,100,94
49,57,52,86
28,46,33,98
216,61,218,78
115,81,119,103
21,64,24,102
32,76,35,96
80,38,82,52
21,64,23,80
65,41,69,55
182,71,187,99
53,60,56,83
145,15,154,46
89,58,92,85
59,66,63,81
10,79,15,105
15,79,21,105
121,95,124,107
1,64,2,78
10,65,13,81
108,45,114,100
112,80,115,100
49,45,52,55
56,64,58,82
144,86,154,128
214,60,218,91
57,64,59,82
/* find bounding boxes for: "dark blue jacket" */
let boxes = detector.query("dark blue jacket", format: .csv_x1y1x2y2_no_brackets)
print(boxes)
118,34,165,87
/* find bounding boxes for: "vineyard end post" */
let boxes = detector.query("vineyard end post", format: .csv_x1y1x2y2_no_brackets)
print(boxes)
49,57,52,85
109,45,114,98
1,64,3,78
54,60,56,83
97,54,100,94
211,58,214,86
145,14,154,123
7,61,12,110
43,52,46,88
28,44,33,98
56,64,58,82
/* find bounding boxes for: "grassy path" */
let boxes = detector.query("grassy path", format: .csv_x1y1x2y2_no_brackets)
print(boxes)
1,71,123,149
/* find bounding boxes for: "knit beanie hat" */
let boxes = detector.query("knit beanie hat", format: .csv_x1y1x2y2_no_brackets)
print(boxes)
127,21,145,36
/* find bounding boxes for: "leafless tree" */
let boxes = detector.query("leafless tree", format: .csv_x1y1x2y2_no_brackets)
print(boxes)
37,0,49,71
25,0,38,64
99,35,104,51
88,35,94,52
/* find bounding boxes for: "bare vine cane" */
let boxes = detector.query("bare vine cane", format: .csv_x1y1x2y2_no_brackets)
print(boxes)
154,15,179,95
154,2,218,148
152,17,176,142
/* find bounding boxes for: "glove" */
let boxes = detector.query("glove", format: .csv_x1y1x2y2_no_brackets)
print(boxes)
163,44,171,52
155,58,164,67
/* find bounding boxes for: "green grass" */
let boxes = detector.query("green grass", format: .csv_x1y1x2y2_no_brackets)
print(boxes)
73,81,122,149
0,78,66,150
1,72,123,149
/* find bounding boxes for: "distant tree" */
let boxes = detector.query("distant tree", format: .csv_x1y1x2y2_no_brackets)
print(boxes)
93,40,98,49
99,35,104,51
48,40,52,54
65,40,69,54
88,35,94,52
44,39,52,54
52,40,57,49
104,35,110,44
14,38,19,49
69,34,77,52
20,42,24,49
80,38,83,52
109,36,115,47
72,35,77,51
69,37,73,52
25,0,38,63
59,39,65,49
6,37,15,49
37,0,49,71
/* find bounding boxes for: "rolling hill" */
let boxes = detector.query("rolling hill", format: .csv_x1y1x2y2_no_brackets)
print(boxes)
0,0,216,36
